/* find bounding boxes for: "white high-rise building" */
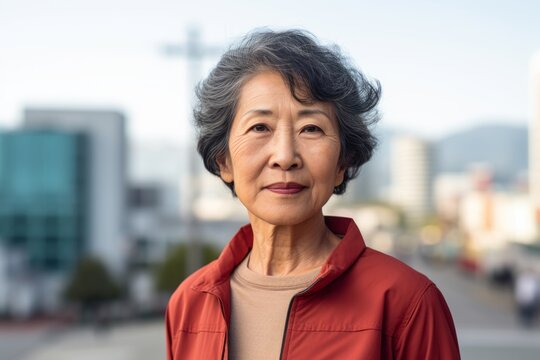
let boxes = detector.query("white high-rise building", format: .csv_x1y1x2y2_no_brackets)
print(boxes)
390,135,433,225
24,108,127,274
529,51,540,229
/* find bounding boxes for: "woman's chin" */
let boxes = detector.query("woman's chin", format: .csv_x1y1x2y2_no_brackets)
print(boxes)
247,210,322,227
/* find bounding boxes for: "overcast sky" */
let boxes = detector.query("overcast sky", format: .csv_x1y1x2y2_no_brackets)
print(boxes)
1,0,539,144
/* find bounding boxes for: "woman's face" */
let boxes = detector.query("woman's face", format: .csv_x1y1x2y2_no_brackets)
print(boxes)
219,71,344,226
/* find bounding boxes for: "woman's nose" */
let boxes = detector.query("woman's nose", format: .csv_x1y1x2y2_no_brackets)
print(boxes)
269,130,302,170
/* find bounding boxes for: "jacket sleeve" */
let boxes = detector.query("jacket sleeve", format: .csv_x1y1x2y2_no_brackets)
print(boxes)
165,304,175,360
394,284,460,359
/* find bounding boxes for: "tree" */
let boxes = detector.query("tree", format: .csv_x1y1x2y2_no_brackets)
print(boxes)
155,243,220,293
64,256,121,309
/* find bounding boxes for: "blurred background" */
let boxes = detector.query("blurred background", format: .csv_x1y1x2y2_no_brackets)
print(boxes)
1,0,540,359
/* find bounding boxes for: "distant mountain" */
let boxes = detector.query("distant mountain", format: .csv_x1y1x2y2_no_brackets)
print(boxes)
348,123,528,201
435,123,528,185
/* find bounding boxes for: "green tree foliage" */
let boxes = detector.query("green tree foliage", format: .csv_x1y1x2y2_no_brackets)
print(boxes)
155,243,220,293
64,256,121,307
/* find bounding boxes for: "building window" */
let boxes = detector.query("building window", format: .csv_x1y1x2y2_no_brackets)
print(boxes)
44,215,59,232
9,235,26,247
44,255,60,270
12,214,27,231
44,235,59,248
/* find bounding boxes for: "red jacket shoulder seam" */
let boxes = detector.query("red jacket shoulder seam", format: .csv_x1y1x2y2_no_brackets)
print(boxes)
394,282,434,338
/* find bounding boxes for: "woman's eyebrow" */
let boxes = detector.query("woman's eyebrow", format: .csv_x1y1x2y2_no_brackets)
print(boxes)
298,109,331,119
241,109,274,118
240,108,331,120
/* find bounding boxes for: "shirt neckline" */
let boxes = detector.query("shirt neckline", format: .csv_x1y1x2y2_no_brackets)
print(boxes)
233,253,322,291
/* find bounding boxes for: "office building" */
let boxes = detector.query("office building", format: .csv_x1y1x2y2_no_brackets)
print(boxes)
0,130,88,272
390,135,433,225
0,129,89,315
24,108,127,274
530,51,540,229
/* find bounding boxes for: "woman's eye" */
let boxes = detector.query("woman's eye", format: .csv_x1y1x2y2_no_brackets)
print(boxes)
302,125,322,133
251,124,269,132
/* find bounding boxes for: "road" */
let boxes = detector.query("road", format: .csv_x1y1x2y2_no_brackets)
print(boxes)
1,258,539,360
411,256,540,360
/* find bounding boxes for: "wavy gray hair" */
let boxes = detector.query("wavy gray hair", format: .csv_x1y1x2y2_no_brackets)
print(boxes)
194,29,381,195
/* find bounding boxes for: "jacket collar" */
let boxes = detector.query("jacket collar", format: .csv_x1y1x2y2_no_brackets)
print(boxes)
191,216,366,294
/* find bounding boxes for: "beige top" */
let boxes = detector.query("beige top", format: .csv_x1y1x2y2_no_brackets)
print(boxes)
228,254,321,360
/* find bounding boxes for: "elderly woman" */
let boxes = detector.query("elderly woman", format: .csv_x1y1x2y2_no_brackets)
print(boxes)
165,30,460,359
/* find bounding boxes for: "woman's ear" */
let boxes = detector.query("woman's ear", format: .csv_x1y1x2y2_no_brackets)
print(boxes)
218,155,234,183
334,166,346,187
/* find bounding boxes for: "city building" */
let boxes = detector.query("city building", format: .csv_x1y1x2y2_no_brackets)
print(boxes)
24,108,127,275
459,190,537,274
193,172,248,221
0,129,88,315
433,172,472,224
0,130,88,271
459,192,535,245
339,129,393,204
529,51,540,231
345,158,383,203
130,141,184,217
433,164,496,225
130,140,246,222
390,135,434,225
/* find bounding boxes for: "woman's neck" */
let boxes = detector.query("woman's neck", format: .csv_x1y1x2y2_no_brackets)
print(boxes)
247,213,340,276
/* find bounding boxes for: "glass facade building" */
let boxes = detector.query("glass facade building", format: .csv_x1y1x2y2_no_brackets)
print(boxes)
0,130,88,272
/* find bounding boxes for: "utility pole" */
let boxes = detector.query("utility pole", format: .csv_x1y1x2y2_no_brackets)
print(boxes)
162,27,221,274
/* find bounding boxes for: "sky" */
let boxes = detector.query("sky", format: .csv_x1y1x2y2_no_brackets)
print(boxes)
1,0,539,144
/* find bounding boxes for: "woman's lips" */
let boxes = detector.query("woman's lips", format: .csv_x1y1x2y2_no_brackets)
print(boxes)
265,182,306,194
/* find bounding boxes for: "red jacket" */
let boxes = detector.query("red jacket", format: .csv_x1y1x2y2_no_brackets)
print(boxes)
165,216,460,359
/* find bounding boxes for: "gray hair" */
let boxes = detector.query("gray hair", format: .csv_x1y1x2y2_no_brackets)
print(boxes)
194,29,381,195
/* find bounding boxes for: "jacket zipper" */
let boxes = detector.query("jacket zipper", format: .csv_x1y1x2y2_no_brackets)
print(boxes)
278,294,296,360
278,276,325,360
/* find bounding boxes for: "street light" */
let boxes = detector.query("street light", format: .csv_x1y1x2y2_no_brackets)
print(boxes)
161,26,222,274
